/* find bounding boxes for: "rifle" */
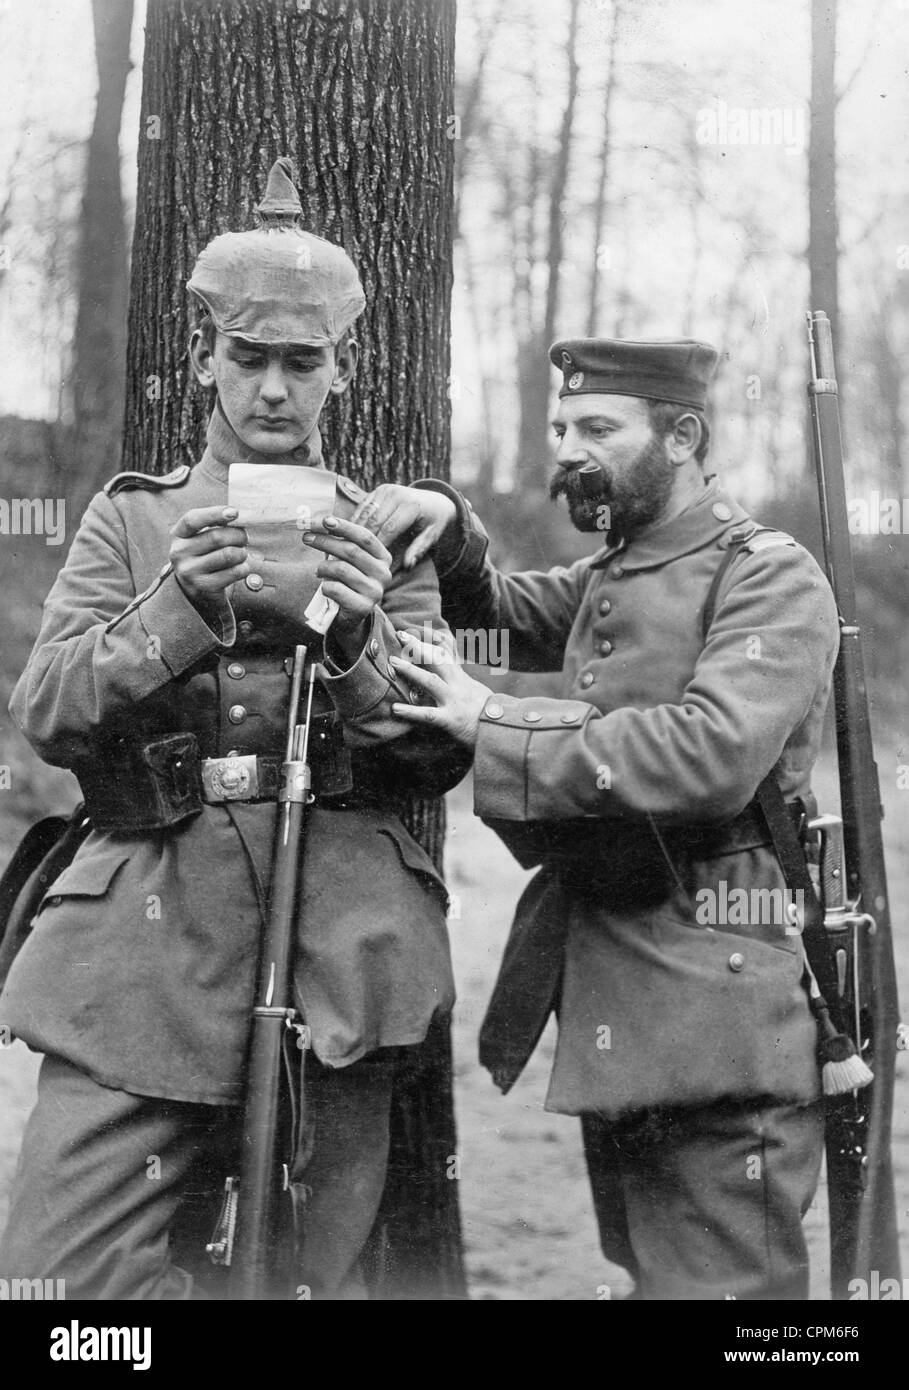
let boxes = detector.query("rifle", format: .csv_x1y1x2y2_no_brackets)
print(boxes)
806,310,905,1298
207,643,316,1299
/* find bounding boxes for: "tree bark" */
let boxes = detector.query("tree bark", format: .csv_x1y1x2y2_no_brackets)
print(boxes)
808,0,839,345
126,0,463,1300
69,0,134,504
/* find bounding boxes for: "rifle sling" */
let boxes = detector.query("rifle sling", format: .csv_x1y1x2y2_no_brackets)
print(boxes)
703,535,846,1029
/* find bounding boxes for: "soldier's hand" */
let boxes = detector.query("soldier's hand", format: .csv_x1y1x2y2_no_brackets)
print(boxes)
352,484,456,569
169,506,250,606
388,630,490,749
301,516,393,644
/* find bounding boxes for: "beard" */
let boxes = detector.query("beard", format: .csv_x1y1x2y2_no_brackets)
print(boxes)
549,434,674,538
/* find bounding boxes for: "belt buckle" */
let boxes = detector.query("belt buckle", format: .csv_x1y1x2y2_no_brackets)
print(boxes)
201,754,260,802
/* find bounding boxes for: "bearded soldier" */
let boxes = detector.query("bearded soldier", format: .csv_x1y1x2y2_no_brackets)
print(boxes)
0,159,466,1299
357,338,841,1300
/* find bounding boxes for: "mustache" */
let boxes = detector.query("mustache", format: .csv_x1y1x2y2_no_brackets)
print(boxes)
549,466,610,503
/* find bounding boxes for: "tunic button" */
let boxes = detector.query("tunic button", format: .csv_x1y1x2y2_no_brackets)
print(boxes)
228,704,247,725
580,672,595,689
227,662,245,679
370,639,381,656
712,502,733,522
599,598,612,615
609,564,625,579
599,640,613,656
238,620,254,638
561,710,580,724
245,573,264,592
728,952,745,972
485,702,504,719
523,710,542,723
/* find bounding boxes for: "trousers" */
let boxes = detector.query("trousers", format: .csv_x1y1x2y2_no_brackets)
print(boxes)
0,1049,397,1300
581,1097,825,1300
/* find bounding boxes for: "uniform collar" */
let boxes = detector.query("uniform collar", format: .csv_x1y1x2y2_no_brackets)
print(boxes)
589,476,751,571
198,401,327,482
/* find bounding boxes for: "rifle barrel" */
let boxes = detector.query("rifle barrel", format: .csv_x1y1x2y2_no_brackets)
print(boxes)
806,311,901,1295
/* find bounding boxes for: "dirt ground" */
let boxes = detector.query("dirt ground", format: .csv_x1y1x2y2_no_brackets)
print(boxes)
1,762,908,1300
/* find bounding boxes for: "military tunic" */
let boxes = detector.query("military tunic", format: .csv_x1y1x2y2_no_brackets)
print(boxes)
422,474,841,1120
1,412,467,1106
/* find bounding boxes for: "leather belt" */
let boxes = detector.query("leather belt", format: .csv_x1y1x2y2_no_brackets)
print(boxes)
75,725,355,833
684,796,810,859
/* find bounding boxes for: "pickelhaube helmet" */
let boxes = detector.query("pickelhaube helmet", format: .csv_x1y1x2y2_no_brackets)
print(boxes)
187,157,365,347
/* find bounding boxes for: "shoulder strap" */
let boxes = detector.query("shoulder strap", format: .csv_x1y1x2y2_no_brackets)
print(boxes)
104,464,191,497
701,541,744,641
701,525,797,641
703,533,846,1031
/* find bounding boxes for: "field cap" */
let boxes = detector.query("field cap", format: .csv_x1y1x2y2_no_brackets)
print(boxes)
550,337,719,409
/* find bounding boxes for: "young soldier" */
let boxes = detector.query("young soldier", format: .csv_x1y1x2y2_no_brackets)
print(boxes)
358,338,841,1300
0,159,466,1299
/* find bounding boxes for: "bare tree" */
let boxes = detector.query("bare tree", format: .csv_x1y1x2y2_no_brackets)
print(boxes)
69,0,134,505
506,0,583,563
126,0,463,1300
586,0,624,336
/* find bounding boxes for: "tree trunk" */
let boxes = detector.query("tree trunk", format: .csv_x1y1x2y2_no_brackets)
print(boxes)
511,0,581,563
586,0,623,337
69,0,134,505
126,0,463,1300
808,0,838,345
515,0,580,491
541,0,580,359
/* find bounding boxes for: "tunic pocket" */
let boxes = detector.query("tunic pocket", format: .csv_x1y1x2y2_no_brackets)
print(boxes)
36,850,131,916
376,822,449,913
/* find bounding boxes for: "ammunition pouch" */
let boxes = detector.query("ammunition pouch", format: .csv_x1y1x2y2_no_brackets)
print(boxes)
76,733,204,833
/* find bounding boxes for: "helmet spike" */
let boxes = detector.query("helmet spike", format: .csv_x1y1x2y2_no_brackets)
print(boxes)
254,156,303,229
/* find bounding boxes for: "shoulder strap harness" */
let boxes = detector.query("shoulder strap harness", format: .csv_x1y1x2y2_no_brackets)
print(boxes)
701,526,871,1095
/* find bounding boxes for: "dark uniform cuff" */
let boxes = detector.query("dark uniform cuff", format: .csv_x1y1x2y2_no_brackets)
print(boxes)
320,608,413,722
410,478,489,581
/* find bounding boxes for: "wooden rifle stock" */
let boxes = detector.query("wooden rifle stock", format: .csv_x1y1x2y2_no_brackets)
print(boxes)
806,311,902,1297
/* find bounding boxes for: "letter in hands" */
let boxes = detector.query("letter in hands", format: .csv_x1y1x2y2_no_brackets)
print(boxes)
389,630,491,750
170,505,250,617
301,515,393,661
352,484,456,569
